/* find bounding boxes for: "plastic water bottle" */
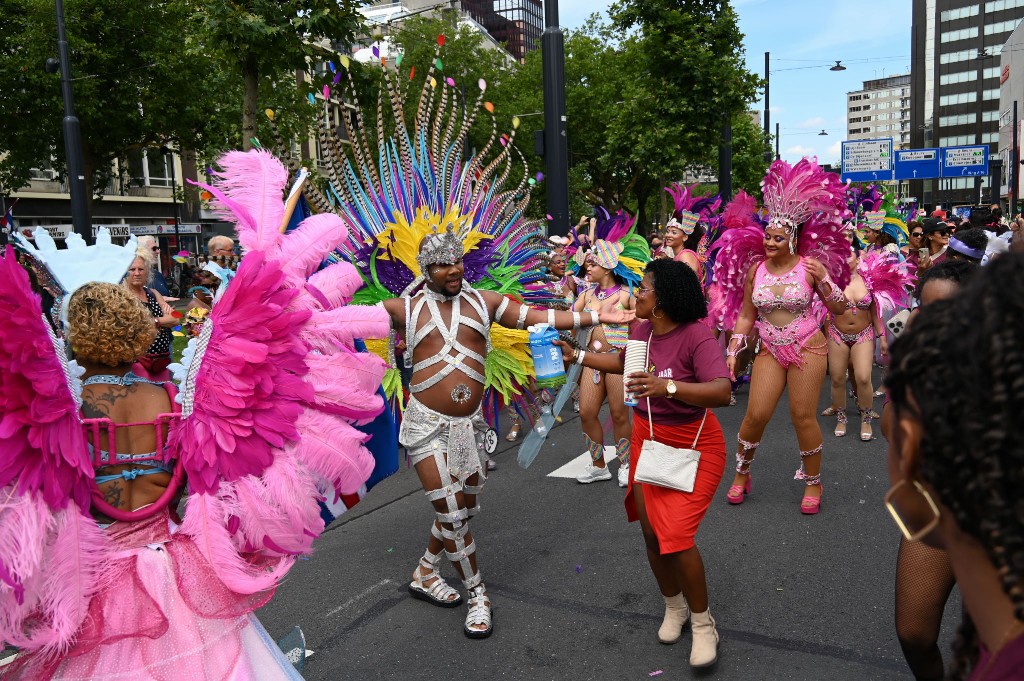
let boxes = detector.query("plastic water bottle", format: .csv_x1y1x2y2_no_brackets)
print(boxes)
528,324,567,389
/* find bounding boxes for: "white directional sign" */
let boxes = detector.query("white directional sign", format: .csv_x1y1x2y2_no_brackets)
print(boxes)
841,139,894,182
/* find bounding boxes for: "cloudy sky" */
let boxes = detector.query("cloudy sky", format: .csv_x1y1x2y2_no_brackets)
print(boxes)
557,0,913,164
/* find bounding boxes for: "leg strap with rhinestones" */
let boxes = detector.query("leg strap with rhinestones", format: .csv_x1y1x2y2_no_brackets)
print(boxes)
736,436,759,474
615,437,630,465
794,444,823,486
585,434,603,463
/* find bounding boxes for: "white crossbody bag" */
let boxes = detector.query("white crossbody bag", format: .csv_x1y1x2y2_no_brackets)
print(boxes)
632,333,707,493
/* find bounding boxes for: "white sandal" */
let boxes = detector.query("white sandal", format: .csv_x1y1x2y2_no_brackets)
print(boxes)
463,584,493,638
408,560,462,608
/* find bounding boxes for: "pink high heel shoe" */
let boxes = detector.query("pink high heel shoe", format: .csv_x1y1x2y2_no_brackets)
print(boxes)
800,490,822,515
726,476,751,504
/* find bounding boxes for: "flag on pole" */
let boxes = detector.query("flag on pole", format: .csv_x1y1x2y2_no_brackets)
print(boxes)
0,200,18,236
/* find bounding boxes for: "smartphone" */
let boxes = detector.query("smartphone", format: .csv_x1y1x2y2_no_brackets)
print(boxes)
918,248,929,260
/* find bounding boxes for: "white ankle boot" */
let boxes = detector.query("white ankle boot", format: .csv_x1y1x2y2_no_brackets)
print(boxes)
657,593,690,644
689,608,719,667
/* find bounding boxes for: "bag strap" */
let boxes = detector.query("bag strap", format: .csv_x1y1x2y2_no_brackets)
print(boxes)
690,410,708,448
643,330,709,448
644,331,655,441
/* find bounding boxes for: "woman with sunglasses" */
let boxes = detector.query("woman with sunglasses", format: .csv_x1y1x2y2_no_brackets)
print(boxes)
715,158,852,514
555,259,731,669
884,255,1022,681
921,219,951,265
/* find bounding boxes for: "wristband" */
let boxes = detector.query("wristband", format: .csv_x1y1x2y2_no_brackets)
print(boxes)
572,311,582,331
726,333,747,358
546,308,556,327
575,349,586,365
588,310,599,327
817,275,846,304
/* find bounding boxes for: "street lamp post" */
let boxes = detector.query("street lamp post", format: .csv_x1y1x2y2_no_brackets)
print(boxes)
542,0,570,237
53,0,91,243
764,52,772,165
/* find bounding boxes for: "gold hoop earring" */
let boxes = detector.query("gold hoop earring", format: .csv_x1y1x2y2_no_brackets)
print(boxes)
652,308,664,319
884,479,941,542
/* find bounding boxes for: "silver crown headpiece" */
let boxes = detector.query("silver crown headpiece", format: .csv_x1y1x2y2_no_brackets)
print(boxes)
416,223,464,273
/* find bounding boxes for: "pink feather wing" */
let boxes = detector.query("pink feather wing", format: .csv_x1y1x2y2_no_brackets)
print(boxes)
0,247,92,512
170,252,313,494
211,150,289,254
858,251,916,314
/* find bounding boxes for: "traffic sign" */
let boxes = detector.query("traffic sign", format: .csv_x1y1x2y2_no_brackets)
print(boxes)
941,145,989,177
894,148,941,180
841,138,893,182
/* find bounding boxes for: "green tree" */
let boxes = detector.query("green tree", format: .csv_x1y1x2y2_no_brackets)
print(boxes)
194,0,366,151
0,0,237,203
610,0,762,163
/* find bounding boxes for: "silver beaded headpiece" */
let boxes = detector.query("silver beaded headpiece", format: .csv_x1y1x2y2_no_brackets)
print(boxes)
416,224,464,273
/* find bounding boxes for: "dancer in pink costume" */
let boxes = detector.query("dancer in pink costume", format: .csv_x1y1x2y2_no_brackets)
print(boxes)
713,158,852,515
824,247,914,441
0,150,391,680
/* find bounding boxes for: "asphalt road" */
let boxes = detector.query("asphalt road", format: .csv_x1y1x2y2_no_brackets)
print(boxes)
258,372,961,680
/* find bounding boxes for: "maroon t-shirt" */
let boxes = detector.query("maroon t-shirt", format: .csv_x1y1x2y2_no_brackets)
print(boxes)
628,320,730,425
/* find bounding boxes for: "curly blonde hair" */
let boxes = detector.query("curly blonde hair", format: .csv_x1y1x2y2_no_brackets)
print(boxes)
68,283,156,366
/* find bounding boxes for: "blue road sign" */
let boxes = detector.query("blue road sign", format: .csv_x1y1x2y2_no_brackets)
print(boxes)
941,145,989,177
894,148,941,180
841,139,894,183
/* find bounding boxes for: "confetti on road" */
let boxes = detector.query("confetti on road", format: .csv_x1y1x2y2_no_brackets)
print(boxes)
575,564,583,574
649,671,663,677
387,548,394,553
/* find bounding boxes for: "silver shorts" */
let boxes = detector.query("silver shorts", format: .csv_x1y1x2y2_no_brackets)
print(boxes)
399,397,489,480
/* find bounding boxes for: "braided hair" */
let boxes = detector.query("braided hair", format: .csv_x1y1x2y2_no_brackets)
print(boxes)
886,254,1024,679
646,258,706,324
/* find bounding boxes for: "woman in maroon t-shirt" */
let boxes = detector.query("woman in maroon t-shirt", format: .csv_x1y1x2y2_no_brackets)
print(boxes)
555,259,731,669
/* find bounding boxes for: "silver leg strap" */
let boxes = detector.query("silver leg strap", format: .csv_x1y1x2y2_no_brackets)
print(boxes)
421,522,444,568
463,481,484,518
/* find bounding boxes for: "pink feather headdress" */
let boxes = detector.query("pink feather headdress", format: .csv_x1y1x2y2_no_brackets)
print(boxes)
710,160,852,331
761,157,848,236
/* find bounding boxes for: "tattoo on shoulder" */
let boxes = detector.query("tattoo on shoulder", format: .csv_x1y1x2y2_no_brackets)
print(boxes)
81,385,131,419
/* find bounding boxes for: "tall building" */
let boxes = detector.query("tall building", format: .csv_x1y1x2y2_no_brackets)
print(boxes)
998,20,1024,208
368,0,542,61
846,74,912,149
911,0,1024,208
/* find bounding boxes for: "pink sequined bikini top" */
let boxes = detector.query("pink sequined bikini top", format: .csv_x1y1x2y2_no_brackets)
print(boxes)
752,258,813,317
847,290,873,311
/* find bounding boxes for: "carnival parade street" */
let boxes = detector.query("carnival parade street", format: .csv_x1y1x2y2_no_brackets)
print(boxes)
258,370,954,681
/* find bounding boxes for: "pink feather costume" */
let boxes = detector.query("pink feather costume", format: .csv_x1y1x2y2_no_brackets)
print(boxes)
0,150,390,680
711,158,852,368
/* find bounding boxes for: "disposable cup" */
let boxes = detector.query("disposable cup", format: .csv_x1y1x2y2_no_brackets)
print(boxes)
623,340,648,406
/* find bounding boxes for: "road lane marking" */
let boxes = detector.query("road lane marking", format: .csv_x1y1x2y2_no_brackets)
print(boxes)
546,446,617,478
326,578,394,618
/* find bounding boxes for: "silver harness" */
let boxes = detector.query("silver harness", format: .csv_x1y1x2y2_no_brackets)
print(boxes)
405,285,493,394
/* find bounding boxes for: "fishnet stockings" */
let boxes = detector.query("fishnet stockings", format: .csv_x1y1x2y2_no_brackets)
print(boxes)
737,341,827,479
578,366,631,466
894,537,956,681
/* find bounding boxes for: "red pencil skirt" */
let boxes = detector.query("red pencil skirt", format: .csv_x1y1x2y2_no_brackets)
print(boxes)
625,411,726,554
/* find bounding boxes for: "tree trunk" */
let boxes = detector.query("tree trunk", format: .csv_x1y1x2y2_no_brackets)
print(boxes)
242,58,259,152
635,184,651,238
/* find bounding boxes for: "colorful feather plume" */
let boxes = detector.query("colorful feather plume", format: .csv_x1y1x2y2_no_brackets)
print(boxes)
267,37,557,426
